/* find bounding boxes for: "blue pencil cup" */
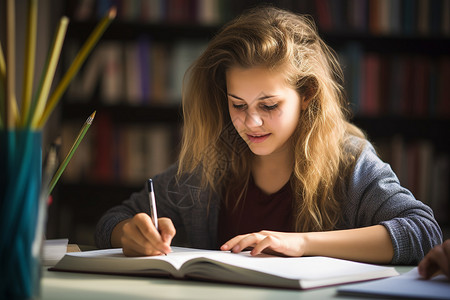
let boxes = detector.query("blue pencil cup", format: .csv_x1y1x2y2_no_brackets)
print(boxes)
0,130,42,300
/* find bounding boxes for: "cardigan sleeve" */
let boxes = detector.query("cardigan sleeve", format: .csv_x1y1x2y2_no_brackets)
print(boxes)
94,164,183,249
94,163,219,250
340,141,443,264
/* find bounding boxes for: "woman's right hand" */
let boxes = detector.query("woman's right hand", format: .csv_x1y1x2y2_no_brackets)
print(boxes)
418,239,450,280
111,213,176,256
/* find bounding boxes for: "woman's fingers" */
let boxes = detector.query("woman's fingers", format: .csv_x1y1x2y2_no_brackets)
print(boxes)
221,231,305,257
156,217,176,254
222,231,276,254
158,217,176,244
221,233,259,253
419,240,450,279
250,235,282,256
121,213,175,256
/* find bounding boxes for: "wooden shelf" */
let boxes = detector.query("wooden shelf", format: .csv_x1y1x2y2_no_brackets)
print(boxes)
57,181,142,201
67,21,219,41
62,102,182,124
352,116,450,144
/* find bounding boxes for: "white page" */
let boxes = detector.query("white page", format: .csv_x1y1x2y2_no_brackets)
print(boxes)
191,252,395,280
64,247,225,270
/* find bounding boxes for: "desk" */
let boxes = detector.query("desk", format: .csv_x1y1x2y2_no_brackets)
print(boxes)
41,265,413,300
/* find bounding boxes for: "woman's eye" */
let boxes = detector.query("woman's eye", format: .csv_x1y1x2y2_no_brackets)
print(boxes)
262,103,278,111
232,103,246,110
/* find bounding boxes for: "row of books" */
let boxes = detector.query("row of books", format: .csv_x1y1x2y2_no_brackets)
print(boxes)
340,46,450,117
66,39,207,105
314,0,450,36
376,136,449,223
66,38,450,118
70,0,450,36
71,0,233,24
61,114,178,185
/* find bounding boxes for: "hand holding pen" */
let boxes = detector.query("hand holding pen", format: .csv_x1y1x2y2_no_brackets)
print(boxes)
110,178,176,257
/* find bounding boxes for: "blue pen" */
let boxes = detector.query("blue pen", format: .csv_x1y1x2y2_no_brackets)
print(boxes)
147,179,158,231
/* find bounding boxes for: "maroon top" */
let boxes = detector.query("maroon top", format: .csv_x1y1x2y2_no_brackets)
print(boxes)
218,176,294,245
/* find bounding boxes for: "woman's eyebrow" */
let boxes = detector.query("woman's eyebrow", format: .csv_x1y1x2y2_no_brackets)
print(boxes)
227,93,277,101
227,93,243,100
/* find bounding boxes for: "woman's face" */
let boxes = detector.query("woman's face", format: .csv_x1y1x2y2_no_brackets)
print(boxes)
226,66,303,158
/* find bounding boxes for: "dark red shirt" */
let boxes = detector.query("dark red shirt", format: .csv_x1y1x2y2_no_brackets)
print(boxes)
218,176,294,245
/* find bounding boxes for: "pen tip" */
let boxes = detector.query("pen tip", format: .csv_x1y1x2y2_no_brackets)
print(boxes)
147,179,153,192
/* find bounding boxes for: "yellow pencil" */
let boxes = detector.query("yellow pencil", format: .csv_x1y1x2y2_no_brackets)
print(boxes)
21,0,38,127
37,7,116,129
29,16,69,129
0,42,5,80
6,0,17,129
0,42,6,128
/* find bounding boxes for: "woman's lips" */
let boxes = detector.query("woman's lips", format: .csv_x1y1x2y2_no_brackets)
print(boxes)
246,133,271,144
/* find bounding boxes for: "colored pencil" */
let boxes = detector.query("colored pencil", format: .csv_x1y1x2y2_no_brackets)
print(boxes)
6,0,17,128
0,42,6,128
0,42,5,77
21,0,38,127
29,16,69,129
48,111,96,194
37,8,116,128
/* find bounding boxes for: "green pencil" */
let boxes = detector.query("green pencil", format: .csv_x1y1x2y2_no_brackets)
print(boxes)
48,111,96,195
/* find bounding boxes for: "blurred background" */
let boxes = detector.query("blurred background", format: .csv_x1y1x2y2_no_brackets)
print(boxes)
2,0,449,246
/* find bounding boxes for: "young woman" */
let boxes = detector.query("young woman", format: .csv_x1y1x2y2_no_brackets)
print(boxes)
95,6,442,264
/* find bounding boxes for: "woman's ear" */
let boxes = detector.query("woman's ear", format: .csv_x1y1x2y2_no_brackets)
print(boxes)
301,96,312,111
298,78,316,111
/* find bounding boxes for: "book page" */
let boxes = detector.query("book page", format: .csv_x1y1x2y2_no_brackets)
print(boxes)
54,247,226,276
179,252,399,289
183,252,395,280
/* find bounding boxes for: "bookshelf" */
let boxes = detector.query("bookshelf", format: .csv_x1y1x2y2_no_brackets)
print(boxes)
48,0,450,245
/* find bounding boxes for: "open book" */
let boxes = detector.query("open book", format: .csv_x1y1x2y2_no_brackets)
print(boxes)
51,247,399,290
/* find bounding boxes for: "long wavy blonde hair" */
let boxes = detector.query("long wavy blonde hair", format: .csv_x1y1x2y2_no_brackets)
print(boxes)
178,6,365,232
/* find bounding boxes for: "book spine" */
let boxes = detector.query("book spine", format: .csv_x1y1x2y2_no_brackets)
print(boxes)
124,42,143,105
138,37,151,105
314,0,333,32
101,42,123,105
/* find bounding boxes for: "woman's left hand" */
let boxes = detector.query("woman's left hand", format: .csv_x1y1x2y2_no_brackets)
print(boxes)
220,230,306,257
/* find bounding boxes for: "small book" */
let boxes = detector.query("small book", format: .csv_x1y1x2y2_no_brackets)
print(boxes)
42,239,69,266
50,247,399,290
338,267,450,299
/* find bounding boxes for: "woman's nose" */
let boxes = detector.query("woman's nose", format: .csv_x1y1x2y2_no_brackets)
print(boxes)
244,111,263,128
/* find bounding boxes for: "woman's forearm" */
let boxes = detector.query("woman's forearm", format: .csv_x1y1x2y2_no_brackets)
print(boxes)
303,225,394,264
